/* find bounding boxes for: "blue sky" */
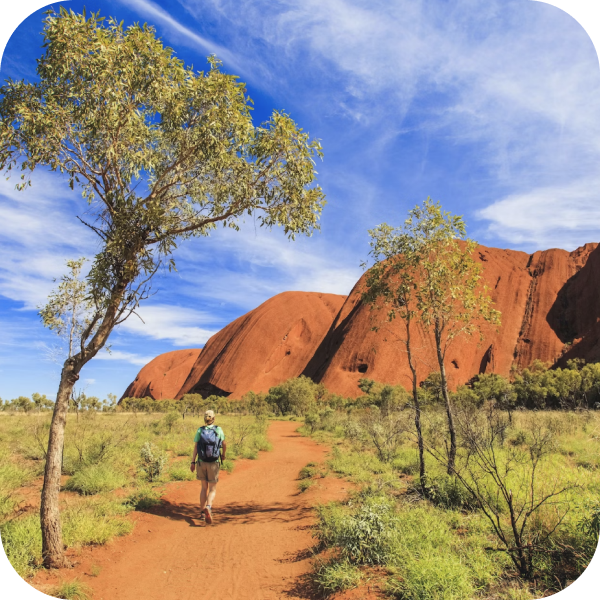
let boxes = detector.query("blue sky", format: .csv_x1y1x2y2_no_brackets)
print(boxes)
1,0,600,402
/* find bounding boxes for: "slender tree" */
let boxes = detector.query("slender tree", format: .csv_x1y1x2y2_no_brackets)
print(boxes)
39,258,93,359
362,223,428,493
408,199,500,474
0,9,325,567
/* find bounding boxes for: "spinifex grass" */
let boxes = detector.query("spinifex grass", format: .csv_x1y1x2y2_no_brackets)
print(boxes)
0,411,271,578
304,408,600,598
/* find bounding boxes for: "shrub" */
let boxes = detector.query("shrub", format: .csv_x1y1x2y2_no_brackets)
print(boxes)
314,559,362,593
64,464,127,495
316,496,397,565
139,442,167,482
51,579,92,600
0,514,42,577
170,464,195,481
124,487,162,511
298,480,314,492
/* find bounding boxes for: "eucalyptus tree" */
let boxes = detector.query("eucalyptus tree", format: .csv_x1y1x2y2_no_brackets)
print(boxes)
408,199,500,474
0,8,325,567
362,222,428,492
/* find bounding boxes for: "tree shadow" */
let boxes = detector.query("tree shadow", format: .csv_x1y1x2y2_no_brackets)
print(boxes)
146,499,314,527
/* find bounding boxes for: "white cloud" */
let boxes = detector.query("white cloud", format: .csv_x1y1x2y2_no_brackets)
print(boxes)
118,304,217,346
0,171,95,308
116,0,248,75
174,225,359,310
94,350,156,366
475,179,600,249
179,0,600,247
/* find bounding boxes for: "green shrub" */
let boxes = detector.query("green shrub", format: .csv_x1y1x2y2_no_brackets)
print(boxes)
170,464,195,481
220,459,235,473
298,479,314,492
62,504,133,547
386,555,475,600
124,487,162,511
424,474,474,510
314,559,362,593
299,464,319,479
52,579,92,600
0,514,42,577
139,442,167,481
65,464,128,495
317,495,397,565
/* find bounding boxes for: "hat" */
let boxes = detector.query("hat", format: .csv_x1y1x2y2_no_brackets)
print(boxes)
204,409,215,423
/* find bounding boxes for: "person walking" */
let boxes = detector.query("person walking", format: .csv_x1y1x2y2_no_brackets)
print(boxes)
190,409,226,524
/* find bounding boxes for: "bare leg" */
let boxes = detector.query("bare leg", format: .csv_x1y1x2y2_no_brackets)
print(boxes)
200,480,208,510
206,482,217,508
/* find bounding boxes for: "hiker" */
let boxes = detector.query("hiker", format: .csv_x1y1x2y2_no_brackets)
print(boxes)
190,409,226,524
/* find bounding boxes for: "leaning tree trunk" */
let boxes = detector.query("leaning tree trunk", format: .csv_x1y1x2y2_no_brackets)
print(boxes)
40,359,80,567
434,321,456,475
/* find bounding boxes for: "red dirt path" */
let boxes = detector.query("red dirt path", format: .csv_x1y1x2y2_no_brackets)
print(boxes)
32,422,353,600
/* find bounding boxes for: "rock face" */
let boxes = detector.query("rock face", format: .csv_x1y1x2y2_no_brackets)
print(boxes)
176,291,346,398
121,349,202,400
122,242,600,401
303,243,600,397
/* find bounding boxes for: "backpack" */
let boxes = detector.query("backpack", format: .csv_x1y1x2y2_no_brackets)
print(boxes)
198,426,222,462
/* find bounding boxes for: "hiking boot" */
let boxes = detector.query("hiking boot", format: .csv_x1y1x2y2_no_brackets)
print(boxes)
204,506,213,525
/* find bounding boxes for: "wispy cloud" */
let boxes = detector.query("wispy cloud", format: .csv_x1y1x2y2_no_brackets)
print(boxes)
118,304,218,346
0,171,95,308
178,0,600,248
475,179,600,250
94,349,156,366
115,0,246,74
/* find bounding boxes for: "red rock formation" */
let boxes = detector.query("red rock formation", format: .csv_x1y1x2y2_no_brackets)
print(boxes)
304,243,599,397
122,243,600,401
121,349,202,401
176,291,346,398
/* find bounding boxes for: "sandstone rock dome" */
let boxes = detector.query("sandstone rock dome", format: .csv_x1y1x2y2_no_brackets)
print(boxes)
122,242,600,401
121,349,202,400
304,243,599,396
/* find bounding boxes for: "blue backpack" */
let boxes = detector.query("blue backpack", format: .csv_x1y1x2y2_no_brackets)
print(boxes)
198,426,222,463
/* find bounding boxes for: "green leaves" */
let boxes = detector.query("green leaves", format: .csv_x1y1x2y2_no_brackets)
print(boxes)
1,7,325,369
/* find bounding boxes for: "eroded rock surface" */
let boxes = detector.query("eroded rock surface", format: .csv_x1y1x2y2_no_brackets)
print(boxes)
121,349,202,400
121,243,600,400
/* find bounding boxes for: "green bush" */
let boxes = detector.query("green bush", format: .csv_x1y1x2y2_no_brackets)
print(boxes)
51,579,92,600
0,514,42,577
64,464,127,495
139,442,167,481
424,474,474,510
317,495,397,565
170,464,195,481
298,479,314,492
124,487,162,511
314,559,362,593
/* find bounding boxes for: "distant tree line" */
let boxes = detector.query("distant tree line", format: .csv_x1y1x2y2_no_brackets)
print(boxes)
116,357,600,418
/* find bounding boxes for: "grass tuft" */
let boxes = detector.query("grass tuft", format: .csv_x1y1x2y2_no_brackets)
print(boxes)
65,464,127,495
52,579,92,600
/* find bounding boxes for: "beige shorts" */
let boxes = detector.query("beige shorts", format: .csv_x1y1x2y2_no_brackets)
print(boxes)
195,460,220,483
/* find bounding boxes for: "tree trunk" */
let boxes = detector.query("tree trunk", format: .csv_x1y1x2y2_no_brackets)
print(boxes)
40,360,80,568
405,319,427,494
434,320,456,475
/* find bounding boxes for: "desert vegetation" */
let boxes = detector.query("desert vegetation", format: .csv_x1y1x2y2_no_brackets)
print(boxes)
250,372,599,598
0,408,270,580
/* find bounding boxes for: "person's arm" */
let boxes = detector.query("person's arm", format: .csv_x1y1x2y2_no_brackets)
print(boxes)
220,440,227,462
190,442,198,472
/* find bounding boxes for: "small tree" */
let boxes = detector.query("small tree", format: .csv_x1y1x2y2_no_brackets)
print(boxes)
362,222,428,491
409,199,500,474
32,393,54,412
12,396,34,413
0,9,324,567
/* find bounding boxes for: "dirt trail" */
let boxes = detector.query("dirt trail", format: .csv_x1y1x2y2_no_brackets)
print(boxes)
33,421,349,600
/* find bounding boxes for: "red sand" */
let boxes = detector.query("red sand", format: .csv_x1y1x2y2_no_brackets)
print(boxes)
31,422,353,600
